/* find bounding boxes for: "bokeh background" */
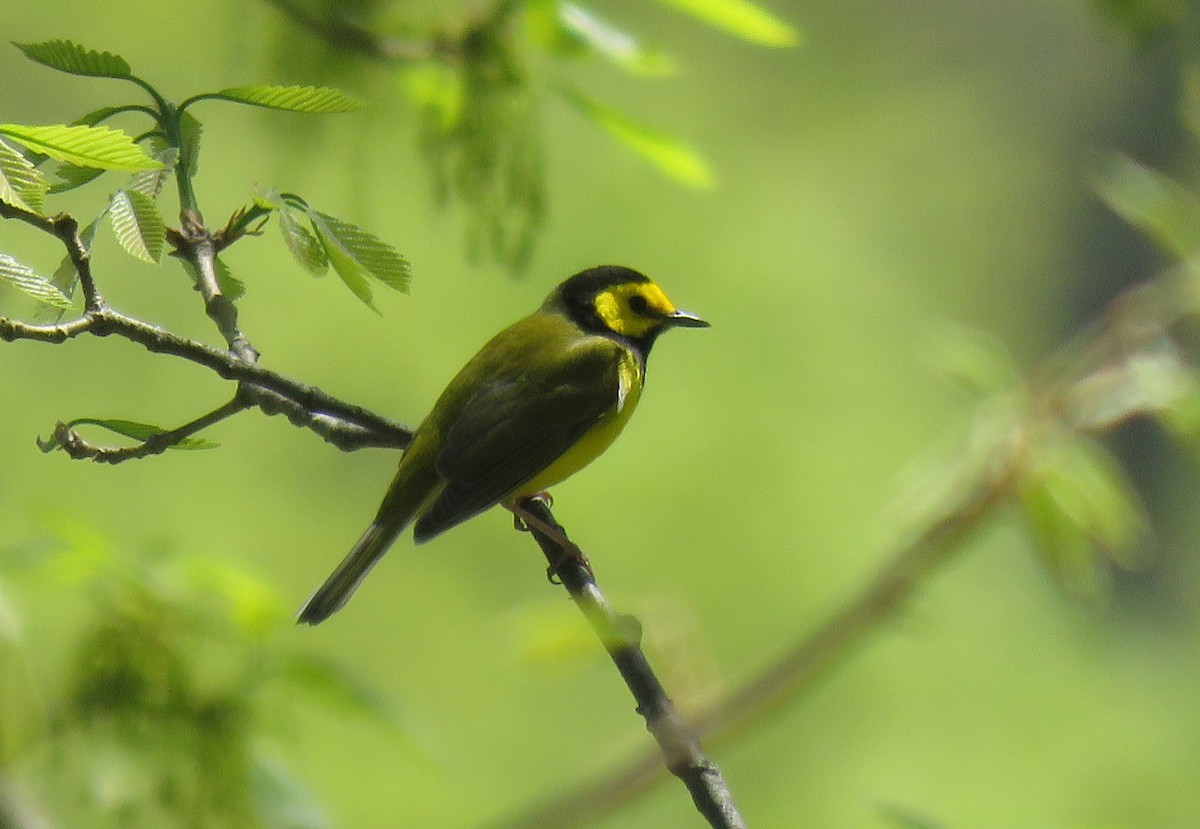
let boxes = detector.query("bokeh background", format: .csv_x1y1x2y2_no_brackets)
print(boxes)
1,1,1198,827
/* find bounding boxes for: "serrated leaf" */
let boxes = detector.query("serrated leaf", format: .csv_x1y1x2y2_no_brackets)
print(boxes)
0,123,161,171
557,5,676,75
178,109,203,177
109,188,165,263
311,212,409,291
311,215,377,310
0,252,72,309
127,146,177,198
13,39,133,79
62,418,218,450
207,85,364,113
214,255,246,301
278,206,329,276
0,137,47,213
1095,155,1200,260
47,163,105,195
557,87,713,187
651,0,800,46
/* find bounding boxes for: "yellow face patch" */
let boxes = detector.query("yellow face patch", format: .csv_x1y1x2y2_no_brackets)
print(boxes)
592,282,677,338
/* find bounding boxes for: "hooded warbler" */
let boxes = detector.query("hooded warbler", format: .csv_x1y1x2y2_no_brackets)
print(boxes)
298,265,708,624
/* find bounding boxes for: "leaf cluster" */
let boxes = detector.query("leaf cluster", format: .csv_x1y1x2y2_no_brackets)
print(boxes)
0,39,407,314
290,0,799,269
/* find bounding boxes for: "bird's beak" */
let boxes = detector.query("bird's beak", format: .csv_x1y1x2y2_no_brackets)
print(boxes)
666,309,710,328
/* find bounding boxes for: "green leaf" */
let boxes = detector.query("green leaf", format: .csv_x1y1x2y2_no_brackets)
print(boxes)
557,87,713,187
1020,435,1147,595
312,212,410,291
178,109,203,177
178,255,245,301
311,216,377,309
0,137,48,213
650,0,800,46
1095,155,1200,260
13,39,133,79
109,188,165,263
557,5,676,75
0,123,161,171
0,252,72,309
73,105,132,127
61,418,218,450
279,206,329,276
204,85,365,113
214,255,246,301
47,163,105,195
127,146,178,198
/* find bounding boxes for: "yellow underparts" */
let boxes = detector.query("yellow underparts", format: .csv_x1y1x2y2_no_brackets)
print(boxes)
512,347,643,499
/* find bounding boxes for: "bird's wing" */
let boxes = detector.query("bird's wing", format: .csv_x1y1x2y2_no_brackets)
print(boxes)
412,337,622,541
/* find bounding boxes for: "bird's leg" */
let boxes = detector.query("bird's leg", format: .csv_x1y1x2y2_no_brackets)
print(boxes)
507,494,593,583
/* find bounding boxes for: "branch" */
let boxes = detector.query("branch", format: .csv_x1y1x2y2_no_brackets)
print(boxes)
168,215,258,363
41,397,249,463
495,445,1016,829
508,498,748,829
1,305,412,449
493,265,1200,828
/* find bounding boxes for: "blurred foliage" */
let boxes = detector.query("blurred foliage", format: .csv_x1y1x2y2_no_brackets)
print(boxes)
0,523,399,829
266,0,797,269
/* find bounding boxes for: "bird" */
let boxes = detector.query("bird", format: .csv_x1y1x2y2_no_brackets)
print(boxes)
297,265,709,624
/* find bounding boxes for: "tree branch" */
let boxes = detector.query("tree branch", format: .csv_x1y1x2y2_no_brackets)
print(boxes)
2,206,414,452
508,498,748,829
491,268,1199,829
41,396,250,463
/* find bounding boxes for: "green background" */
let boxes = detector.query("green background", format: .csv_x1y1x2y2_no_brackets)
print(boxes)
2,1,1198,827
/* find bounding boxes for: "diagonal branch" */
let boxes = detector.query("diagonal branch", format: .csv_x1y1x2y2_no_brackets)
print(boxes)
508,498,748,829
1,304,413,450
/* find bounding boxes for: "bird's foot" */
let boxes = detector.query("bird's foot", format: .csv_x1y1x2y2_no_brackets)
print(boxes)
507,495,592,584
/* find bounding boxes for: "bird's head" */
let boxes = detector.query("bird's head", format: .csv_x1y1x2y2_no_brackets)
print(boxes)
548,265,709,349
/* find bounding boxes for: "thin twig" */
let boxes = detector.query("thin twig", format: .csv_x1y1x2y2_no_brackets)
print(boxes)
45,396,250,463
508,498,748,829
174,214,258,363
2,305,412,448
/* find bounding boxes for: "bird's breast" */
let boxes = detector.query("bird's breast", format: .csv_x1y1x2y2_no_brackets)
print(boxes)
514,346,643,497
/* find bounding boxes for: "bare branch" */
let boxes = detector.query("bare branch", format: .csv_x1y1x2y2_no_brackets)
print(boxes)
508,498,748,829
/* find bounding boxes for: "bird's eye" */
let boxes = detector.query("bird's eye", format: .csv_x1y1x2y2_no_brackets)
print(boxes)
628,294,649,314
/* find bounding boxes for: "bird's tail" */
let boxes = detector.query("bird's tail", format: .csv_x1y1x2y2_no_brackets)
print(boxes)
296,520,404,625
